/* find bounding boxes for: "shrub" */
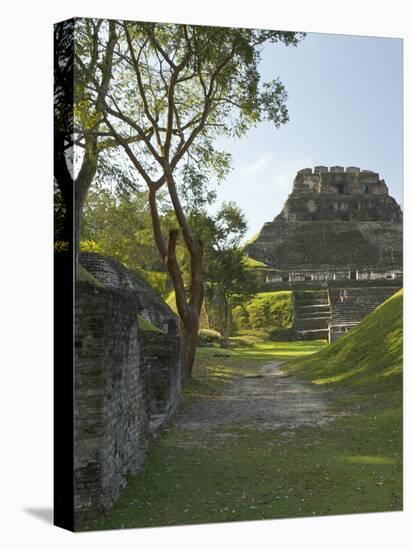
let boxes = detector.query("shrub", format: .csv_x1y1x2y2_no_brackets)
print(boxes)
233,291,292,332
197,328,224,347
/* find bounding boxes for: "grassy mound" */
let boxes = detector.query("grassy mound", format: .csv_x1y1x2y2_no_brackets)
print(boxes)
286,289,403,393
233,291,292,334
242,256,268,268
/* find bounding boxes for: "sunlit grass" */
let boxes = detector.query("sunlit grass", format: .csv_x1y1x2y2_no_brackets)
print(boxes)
231,340,327,360
312,367,365,385
285,289,403,392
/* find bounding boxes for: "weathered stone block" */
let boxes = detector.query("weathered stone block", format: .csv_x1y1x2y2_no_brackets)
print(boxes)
74,282,149,522
74,255,182,525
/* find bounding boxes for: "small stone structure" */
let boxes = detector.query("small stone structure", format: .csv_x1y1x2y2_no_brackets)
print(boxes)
74,253,181,524
245,167,402,340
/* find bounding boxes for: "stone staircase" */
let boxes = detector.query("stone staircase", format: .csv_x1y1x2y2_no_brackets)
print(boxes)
293,290,331,340
328,286,400,342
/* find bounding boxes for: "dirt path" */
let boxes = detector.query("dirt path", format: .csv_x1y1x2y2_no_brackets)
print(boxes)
175,361,335,440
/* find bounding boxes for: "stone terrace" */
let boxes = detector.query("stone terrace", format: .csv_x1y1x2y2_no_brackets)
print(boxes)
328,286,400,342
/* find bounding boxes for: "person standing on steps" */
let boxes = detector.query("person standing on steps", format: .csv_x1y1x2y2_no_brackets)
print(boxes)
343,288,349,303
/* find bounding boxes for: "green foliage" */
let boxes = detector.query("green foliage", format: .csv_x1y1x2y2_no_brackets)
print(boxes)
145,271,170,297
81,189,174,296
233,291,292,333
80,239,103,253
101,22,304,189
202,203,260,339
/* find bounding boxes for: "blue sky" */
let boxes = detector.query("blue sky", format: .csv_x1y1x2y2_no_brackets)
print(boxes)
212,31,403,240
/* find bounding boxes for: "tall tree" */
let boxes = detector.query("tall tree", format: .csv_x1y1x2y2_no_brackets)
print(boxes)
203,203,258,347
96,21,303,378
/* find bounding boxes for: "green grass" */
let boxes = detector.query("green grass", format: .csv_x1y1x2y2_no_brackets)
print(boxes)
243,256,268,268
285,289,403,391
182,342,325,401
82,292,402,531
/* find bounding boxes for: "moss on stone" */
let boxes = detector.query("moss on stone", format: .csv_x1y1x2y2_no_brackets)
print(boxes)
137,314,165,333
76,264,104,287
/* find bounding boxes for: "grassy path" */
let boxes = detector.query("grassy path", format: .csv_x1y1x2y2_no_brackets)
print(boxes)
84,340,402,531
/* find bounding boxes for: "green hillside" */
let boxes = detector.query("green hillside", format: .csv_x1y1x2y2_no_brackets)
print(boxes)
233,291,292,333
286,289,403,393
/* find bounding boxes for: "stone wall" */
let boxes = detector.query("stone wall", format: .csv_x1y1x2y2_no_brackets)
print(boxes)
80,252,178,333
245,220,402,271
292,166,389,197
142,332,181,424
74,254,182,524
74,282,149,522
276,193,402,222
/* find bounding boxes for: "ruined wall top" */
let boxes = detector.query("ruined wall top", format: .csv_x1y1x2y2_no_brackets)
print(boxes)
292,166,388,196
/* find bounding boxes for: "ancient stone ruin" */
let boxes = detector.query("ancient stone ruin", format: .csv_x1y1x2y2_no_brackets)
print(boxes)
74,252,180,524
244,166,403,341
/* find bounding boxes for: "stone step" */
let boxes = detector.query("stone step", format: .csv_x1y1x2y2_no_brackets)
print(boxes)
296,312,331,320
295,298,330,306
295,315,331,325
296,328,329,341
295,317,330,330
294,290,329,300
328,286,399,330
296,303,331,310
296,307,330,316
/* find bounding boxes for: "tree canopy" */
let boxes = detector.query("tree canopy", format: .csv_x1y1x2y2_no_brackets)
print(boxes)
76,19,304,376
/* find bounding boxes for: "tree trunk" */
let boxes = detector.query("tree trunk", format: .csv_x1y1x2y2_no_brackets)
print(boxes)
74,141,98,273
180,316,199,380
74,186,88,271
148,183,204,380
203,297,212,330
221,296,231,348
